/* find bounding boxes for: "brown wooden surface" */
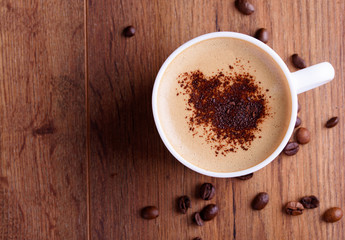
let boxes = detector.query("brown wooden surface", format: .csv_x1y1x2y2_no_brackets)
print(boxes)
0,0,86,239
1,0,344,239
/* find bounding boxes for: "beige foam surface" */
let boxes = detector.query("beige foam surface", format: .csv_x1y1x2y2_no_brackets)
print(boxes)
157,38,292,172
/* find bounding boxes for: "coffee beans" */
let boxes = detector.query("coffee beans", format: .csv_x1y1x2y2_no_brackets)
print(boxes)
200,204,219,221
292,54,307,69
199,183,216,200
123,26,135,37
323,207,343,223
285,196,341,222
235,0,255,15
283,142,299,156
295,117,301,128
141,206,159,219
252,192,269,210
236,173,253,180
178,195,191,214
325,117,339,128
193,212,204,226
254,28,269,43
285,201,304,216
296,127,310,144
177,183,218,230
300,195,319,209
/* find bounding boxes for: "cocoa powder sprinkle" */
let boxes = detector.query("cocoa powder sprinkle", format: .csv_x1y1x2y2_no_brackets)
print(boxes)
177,69,268,156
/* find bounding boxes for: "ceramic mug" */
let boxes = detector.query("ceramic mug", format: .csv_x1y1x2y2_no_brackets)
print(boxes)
152,32,334,178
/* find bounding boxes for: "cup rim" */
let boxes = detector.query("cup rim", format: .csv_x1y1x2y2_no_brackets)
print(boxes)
152,31,298,178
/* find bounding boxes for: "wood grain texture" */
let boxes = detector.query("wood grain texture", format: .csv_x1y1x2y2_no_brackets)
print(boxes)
0,1,86,239
1,0,344,239
88,0,344,239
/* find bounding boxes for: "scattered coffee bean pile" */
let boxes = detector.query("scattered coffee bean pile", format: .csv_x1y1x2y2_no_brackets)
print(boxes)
141,181,342,239
284,196,343,222
285,196,320,216
181,183,219,239
192,183,218,226
282,102,340,158
279,101,341,221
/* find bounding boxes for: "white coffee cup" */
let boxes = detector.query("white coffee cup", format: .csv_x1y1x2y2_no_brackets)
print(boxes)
152,32,334,178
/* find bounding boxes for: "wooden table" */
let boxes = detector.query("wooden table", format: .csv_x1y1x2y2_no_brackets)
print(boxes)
0,0,344,239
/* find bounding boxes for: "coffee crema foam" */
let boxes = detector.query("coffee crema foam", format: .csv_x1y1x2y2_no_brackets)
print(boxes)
157,38,292,172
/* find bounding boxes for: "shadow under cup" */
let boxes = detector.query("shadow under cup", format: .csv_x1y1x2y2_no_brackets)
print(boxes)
152,32,297,178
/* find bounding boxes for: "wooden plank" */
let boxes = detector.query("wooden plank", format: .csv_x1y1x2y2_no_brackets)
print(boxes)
87,0,345,239
0,1,86,239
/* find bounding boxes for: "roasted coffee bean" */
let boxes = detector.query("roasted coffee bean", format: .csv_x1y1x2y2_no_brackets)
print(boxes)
292,54,306,69
283,142,299,156
123,26,135,37
235,0,255,15
295,117,301,128
254,28,269,43
193,212,204,226
285,201,304,216
296,127,310,144
178,195,191,214
199,183,216,200
323,207,343,223
200,204,219,221
298,101,301,112
252,192,269,210
300,195,319,209
236,173,253,180
141,206,159,219
325,117,339,128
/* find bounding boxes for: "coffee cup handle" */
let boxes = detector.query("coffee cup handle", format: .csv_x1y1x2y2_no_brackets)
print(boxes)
291,62,335,94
